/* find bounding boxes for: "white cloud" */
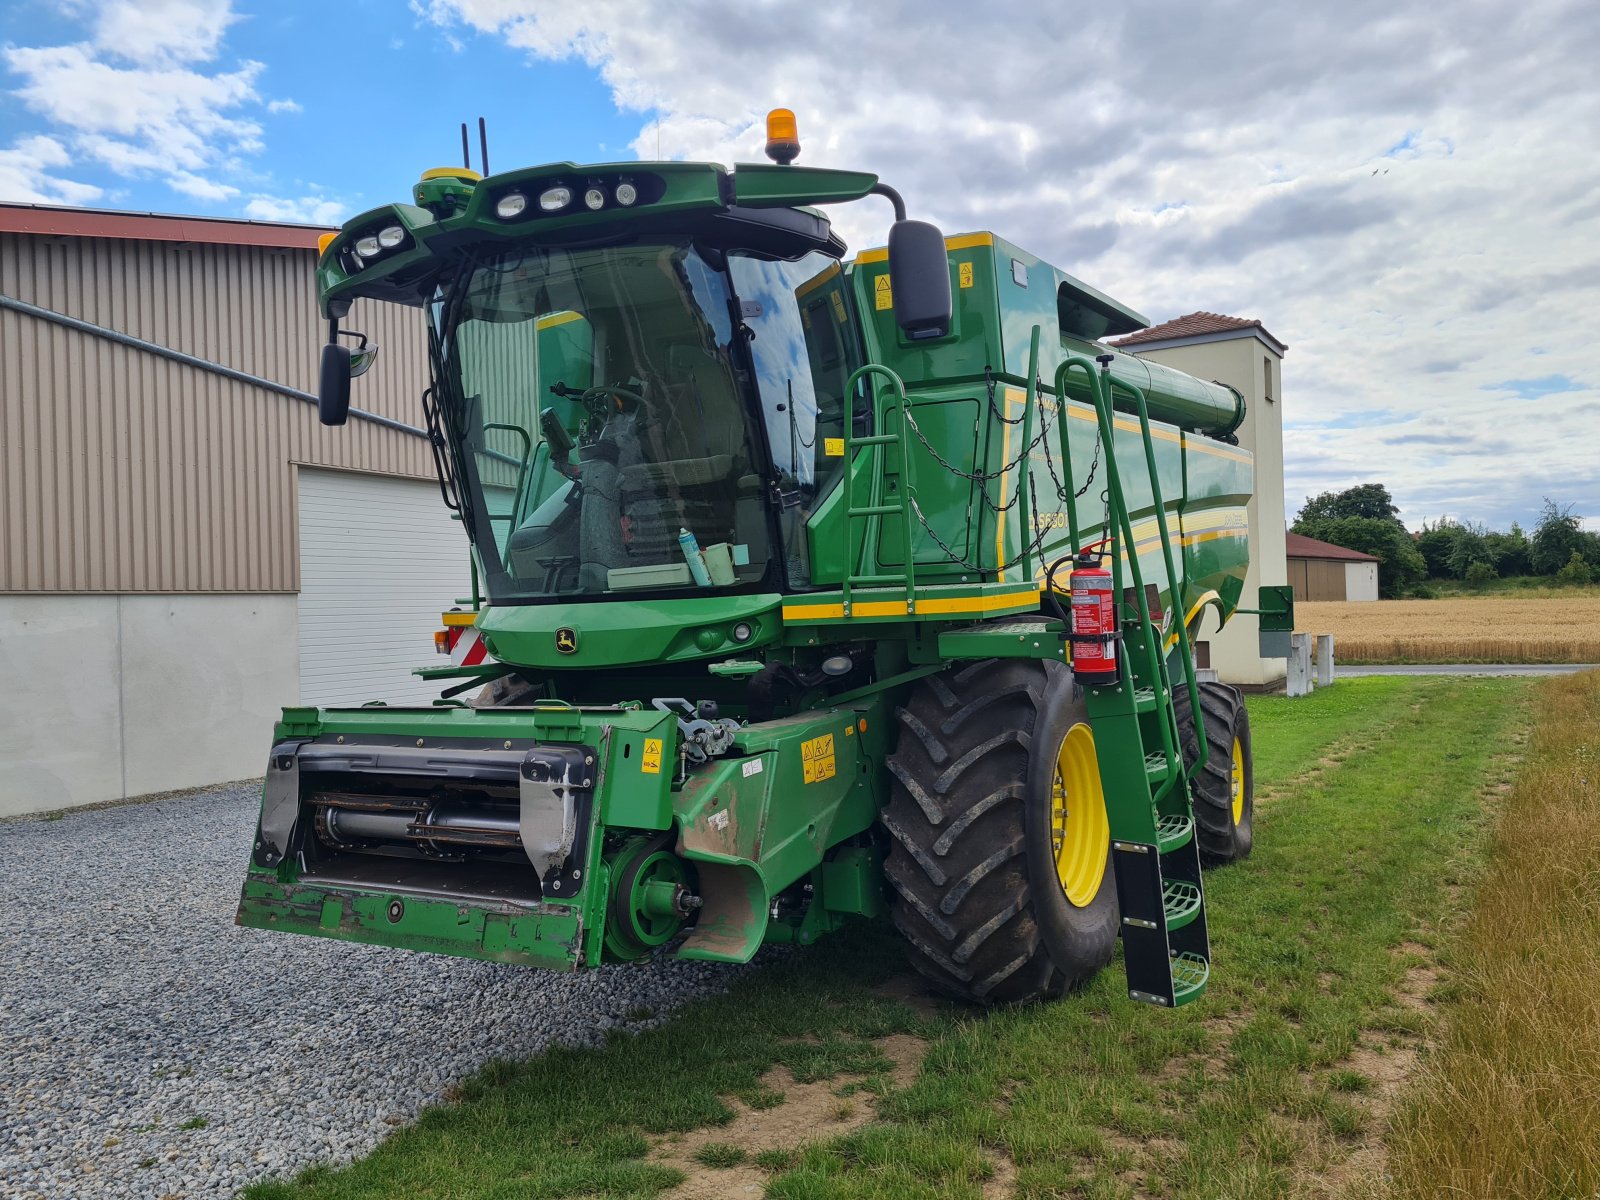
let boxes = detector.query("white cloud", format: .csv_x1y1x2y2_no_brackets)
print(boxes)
90,0,238,66
419,0,1600,530
243,193,347,225
5,44,264,173
167,169,239,201
0,135,103,205
2,1,269,207
266,98,301,114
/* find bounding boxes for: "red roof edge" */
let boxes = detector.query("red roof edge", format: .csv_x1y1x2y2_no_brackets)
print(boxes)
1286,532,1381,562
1110,310,1287,353
0,203,330,250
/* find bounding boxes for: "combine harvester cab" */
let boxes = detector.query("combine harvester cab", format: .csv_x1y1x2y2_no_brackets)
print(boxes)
238,112,1290,1006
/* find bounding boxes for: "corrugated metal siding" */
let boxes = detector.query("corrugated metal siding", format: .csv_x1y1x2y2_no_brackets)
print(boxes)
296,468,467,705
1288,557,1347,602
1,230,435,593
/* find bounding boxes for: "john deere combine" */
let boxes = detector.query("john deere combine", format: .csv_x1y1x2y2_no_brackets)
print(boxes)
238,112,1290,1007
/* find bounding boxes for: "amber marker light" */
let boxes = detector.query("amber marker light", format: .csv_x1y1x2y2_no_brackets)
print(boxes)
317,232,338,256
764,107,800,165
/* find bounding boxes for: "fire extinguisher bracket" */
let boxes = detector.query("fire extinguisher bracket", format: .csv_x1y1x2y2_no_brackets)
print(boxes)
1064,630,1125,646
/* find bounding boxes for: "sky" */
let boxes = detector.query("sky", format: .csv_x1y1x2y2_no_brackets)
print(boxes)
1,0,1596,532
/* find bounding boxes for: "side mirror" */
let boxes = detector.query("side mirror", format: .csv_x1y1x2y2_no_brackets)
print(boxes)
887,219,952,341
348,340,380,379
318,342,351,426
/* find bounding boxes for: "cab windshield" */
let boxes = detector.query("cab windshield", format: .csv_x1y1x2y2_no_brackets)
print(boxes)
430,240,861,602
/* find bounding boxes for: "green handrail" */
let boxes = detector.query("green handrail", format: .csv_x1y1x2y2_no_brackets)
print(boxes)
1016,326,1043,586
1111,368,1209,780
1054,353,1179,801
1089,357,1207,787
841,362,917,616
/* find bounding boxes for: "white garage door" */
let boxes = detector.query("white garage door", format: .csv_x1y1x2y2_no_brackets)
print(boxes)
297,468,469,706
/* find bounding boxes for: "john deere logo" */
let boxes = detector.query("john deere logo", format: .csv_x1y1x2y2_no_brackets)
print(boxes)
555,628,578,655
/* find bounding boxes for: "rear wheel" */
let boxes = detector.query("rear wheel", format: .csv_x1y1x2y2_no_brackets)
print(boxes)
1174,681,1253,864
881,658,1118,1005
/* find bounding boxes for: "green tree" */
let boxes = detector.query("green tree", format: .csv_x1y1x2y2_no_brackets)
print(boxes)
1555,550,1594,586
1464,560,1497,590
1446,522,1494,579
1415,520,1459,578
1295,483,1402,526
1483,524,1531,577
1582,530,1600,570
1295,515,1427,598
1531,500,1586,574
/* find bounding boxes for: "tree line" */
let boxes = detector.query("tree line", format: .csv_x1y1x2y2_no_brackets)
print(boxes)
1292,483,1599,598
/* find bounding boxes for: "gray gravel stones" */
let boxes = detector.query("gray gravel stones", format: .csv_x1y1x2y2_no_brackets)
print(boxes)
0,784,748,1200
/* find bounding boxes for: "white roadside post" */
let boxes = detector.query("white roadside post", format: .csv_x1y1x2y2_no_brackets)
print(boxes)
1315,634,1335,687
1287,632,1314,697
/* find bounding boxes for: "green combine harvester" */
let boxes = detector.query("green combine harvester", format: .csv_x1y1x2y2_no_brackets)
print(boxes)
238,111,1291,1007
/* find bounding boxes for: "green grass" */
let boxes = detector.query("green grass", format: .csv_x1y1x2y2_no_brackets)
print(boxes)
691,1143,747,1168
245,676,1531,1200
1384,670,1600,1199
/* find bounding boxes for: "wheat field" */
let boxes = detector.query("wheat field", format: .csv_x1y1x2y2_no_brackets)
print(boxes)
1298,595,1600,663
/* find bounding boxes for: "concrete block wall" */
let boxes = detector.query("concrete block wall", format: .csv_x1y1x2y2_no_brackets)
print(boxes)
0,595,296,816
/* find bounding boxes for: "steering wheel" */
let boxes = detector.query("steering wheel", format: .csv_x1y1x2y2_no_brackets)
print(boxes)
552,382,646,412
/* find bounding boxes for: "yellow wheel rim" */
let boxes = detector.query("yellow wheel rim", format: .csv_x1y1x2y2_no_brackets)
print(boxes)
1052,722,1110,907
1230,735,1246,825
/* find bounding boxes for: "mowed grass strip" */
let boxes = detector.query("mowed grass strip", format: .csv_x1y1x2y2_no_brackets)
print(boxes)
244,677,1530,1200
1298,595,1600,663
1384,669,1600,1200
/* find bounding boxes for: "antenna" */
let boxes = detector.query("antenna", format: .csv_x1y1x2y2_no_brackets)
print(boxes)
478,117,489,176
460,123,470,170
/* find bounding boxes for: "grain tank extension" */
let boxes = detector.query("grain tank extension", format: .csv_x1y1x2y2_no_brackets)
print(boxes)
238,112,1292,1007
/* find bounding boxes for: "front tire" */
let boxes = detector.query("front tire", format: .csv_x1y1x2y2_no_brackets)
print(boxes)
881,658,1118,1005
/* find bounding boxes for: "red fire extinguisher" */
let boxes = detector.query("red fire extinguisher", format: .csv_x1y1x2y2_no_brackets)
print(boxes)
1068,547,1120,686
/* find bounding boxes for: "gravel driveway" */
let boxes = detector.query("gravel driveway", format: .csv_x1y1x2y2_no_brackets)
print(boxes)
0,784,749,1200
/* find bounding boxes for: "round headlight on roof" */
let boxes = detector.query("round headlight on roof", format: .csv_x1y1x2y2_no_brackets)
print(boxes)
583,187,605,211
376,224,405,249
614,181,638,207
354,235,381,259
538,186,572,212
495,191,527,219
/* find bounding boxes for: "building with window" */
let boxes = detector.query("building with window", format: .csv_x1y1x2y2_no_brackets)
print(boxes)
0,204,465,816
1110,312,1290,689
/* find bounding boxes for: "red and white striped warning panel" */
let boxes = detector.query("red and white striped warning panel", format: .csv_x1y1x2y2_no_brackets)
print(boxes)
438,611,490,666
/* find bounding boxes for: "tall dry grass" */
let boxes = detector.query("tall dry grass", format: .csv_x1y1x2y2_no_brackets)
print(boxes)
1384,669,1600,1198
1299,595,1600,663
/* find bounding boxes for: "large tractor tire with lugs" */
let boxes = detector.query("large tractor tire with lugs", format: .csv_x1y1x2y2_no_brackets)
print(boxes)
881,658,1118,1005
1173,681,1253,865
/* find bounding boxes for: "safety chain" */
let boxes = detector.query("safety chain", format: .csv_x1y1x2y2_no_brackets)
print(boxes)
884,374,1118,576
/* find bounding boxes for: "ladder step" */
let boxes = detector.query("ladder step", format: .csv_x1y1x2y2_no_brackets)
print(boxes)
1162,879,1204,931
1144,751,1172,780
847,504,902,517
1170,952,1210,1005
1133,686,1158,712
1155,814,1194,853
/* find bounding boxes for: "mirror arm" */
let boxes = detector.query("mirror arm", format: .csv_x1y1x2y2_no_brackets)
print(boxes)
870,183,907,223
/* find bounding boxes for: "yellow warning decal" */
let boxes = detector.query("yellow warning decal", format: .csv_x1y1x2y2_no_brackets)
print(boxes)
874,273,893,310
800,733,836,784
641,738,663,775
824,436,845,457
959,261,974,289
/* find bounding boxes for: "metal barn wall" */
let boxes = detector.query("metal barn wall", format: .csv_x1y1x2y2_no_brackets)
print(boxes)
0,231,434,594
1287,557,1348,602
